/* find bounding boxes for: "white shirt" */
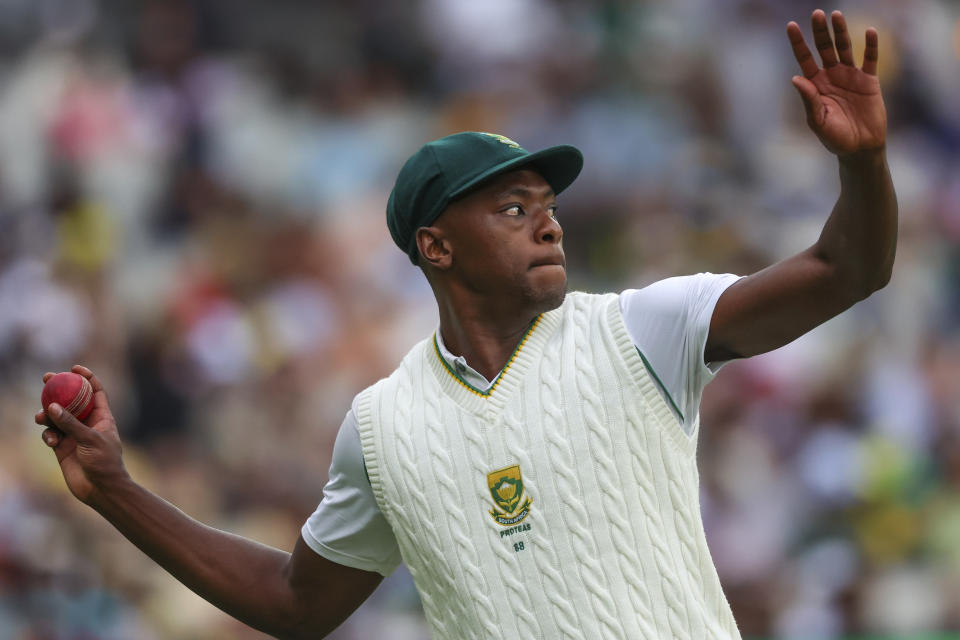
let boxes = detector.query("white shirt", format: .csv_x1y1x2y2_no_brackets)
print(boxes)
301,273,740,576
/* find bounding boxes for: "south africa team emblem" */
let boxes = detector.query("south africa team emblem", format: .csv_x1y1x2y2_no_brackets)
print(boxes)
487,465,533,526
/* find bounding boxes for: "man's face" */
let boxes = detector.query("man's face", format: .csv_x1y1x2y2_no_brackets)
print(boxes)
432,168,567,312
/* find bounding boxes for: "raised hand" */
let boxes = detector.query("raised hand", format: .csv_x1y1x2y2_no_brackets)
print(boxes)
35,365,126,505
787,9,886,156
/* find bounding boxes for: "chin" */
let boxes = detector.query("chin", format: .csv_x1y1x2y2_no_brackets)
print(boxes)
539,288,566,312
525,276,567,314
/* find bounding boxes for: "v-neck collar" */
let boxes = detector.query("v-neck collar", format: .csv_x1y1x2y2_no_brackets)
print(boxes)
427,308,562,417
434,328,497,392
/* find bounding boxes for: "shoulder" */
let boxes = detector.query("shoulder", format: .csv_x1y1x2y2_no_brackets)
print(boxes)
558,291,619,319
353,334,437,434
621,273,739,312
551,291,627,352
619,273,741,331
564,290,618,305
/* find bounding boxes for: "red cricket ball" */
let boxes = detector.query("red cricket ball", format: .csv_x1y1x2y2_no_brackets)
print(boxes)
41,372,94,422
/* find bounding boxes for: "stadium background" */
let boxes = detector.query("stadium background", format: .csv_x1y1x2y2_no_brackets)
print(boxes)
1,0,959,638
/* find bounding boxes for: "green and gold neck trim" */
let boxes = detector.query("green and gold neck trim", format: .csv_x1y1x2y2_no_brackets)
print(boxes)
425,307,563,418
432,314,543,398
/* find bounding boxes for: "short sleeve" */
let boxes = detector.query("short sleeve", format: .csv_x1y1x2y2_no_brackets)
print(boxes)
301,401,402,576
619,273,741,434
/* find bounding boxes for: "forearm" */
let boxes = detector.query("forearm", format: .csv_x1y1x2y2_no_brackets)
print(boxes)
814,147,897,297
89,474,302,637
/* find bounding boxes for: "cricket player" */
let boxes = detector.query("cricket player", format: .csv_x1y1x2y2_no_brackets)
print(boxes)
36,10,895,639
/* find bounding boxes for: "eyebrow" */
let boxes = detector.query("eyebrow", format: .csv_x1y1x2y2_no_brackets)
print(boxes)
496,185,556,200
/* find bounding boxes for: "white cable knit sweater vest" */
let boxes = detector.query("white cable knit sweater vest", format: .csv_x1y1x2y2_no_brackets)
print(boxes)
355,292,741,640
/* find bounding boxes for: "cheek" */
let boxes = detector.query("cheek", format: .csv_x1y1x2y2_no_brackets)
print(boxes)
476,236,522,274
455,239,519,289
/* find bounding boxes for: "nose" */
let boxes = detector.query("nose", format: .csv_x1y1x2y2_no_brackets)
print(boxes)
537,210,563,245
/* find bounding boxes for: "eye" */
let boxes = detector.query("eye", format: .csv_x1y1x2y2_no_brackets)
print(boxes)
548,204,559,218
503,205,524,216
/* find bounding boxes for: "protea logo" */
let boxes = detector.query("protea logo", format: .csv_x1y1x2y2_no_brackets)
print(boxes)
487,465,533,526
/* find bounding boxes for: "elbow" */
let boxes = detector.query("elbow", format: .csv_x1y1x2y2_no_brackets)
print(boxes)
847,277,885,304
826,247,895,302
280,632,326,640
864,254,895,298
261,603,330,640
873,265,893,293
276,625,332,640
275,608,341,640
849,263,893,302
274,614,335,640
815,236,897,303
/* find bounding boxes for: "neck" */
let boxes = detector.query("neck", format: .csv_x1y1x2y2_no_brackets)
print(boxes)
436,299,540,382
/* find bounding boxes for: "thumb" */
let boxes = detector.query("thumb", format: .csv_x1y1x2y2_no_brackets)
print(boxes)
792,76,825,127
47,403,95,443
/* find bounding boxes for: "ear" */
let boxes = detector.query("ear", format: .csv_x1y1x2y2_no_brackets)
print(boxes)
416,226,453,270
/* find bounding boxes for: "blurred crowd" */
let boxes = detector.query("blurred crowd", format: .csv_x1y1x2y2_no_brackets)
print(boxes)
0,0,959,638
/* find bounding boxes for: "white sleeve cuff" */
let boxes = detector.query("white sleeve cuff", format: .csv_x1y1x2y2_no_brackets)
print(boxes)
300,523,401,577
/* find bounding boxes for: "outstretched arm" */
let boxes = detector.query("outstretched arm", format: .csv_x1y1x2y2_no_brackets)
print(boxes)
37,366,382,639
705,9,896,363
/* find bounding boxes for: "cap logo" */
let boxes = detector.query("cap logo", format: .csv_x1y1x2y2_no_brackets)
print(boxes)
481,132,521,149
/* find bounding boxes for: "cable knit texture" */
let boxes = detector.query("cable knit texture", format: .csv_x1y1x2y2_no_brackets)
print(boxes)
355,292,741,640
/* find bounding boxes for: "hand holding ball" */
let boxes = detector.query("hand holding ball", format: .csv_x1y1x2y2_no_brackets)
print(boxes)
41,372,94,422
36,366,124,505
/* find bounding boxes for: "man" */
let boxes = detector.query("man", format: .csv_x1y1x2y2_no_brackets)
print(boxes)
36,10,895,639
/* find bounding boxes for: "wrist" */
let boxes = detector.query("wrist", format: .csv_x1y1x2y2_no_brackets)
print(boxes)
87,467,135,511
838,146,887,169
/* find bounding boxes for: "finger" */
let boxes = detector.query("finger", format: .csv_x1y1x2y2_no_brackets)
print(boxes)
43,371,55,383
45,428,77,466
35,409,53,427
72,364,109,401
811,9,839,68
47,403,96,443
787,21,819,78
792,76,825,127
862,27,879,75
71,364,112,413
71,365,103,392
42,427,63,447
831,11,855,66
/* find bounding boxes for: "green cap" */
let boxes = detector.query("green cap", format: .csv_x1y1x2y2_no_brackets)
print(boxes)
387,132,583,263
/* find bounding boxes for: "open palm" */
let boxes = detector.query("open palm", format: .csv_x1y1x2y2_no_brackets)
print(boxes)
787,10,886,156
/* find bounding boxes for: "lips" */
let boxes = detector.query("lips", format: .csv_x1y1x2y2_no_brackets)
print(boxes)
529,255,565,269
